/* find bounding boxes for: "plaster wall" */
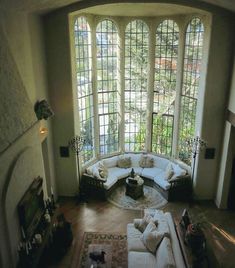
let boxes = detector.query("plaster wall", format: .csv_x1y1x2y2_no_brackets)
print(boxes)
194,13,235,199
0,9,56,267
44,12,78,196
228,55,235,114
0,9,57,196
0,124,47,268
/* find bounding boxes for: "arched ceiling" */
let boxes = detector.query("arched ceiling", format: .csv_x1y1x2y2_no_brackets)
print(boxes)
76,3,209,16
0,0,234,14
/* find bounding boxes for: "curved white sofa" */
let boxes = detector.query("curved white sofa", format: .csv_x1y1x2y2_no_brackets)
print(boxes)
82,153,191,201
127,210,186,268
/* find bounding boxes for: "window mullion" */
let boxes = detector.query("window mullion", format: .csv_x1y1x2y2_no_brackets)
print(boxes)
146,22,156,152
91,23,99,159
172,21,186,159
118,24,126,153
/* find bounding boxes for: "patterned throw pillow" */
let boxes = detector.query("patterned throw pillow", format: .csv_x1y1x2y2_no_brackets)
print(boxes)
117,156,131,168
141,221,165,253
139,155,154,168
98,163,108,180
164,163,174,181
134,214,155,233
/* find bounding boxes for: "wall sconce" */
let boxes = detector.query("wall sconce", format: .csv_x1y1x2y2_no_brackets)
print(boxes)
39,127,48,135
34,100,54,120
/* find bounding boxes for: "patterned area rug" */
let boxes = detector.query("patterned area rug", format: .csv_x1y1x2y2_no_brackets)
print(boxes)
108,185,167,210
78,232,127,268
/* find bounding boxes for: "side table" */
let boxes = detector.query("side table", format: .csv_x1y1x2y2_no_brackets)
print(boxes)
125,177,144,199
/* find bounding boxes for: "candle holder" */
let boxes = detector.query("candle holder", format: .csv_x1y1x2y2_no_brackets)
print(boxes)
186,135,207,185
68,135,86,203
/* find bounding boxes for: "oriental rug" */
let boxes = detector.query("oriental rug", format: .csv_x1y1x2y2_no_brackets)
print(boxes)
108,185,167,210
77,232,127,268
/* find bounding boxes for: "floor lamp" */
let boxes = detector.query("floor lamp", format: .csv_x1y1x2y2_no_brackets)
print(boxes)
68,135,85,203
187,135,207,186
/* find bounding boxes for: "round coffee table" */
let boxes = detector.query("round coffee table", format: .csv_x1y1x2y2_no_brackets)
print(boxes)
125,177,144,199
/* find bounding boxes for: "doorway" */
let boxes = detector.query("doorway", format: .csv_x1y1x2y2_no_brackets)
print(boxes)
42,138,52,196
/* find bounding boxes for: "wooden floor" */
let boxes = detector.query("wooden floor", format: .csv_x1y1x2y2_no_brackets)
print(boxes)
47,197,235,268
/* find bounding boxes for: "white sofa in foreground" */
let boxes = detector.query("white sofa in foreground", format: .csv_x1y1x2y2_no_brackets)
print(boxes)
127,210,186,268
82,153,191,201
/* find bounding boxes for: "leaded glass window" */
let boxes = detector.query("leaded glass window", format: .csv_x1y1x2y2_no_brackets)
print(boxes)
178,18,204,164
96,19,119,155
124,20,149,151
74,17,94,164
152,20,179,155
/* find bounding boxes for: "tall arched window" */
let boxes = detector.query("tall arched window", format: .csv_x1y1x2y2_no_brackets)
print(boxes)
178,18,204,164
152,20,179,155
74,17,94,164
125,20,149,151
96,20,119,155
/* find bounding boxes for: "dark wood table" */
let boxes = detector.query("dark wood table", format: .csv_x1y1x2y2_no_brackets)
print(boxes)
125,177,144,199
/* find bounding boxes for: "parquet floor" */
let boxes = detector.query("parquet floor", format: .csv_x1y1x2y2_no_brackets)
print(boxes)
47,197,235,268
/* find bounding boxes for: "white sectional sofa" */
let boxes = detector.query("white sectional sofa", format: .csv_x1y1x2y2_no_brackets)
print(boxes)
82,153,191,201
127,210,186,268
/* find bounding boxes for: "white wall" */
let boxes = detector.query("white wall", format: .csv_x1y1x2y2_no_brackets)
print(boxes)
0,9,56,267
228,55,235,114
44,12,78,196
194,13,235,199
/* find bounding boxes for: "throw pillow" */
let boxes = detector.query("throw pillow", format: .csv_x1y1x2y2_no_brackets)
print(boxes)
141,221,164,254
155,237,176,268
171,164,186,180
139,155,154,168
134,214,153,233
164,163,174,181
153,213,170,237
98,163,108,181
117,156,131,168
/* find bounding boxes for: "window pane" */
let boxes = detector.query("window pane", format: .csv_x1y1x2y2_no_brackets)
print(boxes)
178,18,204,164
152,20,179,155
96,20,119,155
74,17,95,164
125,20,149,152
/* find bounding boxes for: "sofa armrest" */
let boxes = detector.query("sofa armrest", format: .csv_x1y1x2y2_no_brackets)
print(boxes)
169,175,191,187
82,173,105,188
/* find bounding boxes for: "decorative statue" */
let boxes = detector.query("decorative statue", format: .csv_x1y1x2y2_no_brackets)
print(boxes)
34,100,54,120
130,168,135,178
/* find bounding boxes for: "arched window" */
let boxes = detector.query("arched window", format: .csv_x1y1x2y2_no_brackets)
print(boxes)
96,20,119,155
178,18,204,164
124,20,149,151
152,20,179,155
74,17,94,164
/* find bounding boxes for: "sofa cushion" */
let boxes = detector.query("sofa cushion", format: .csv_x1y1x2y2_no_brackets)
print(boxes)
154,174,171,190
164,163,174,181
126,153,142,167
134,214,153,233
142,167,163,180
128,251,157,268
130,167,143,176
153,212,170,237
127,223,148,252
117,156,132,168
139,155,154,168
108,167,131,179
98,163,108,179
141,221,164,253
171,163,187,179
103,156,118,168
152,155,170,170
155,237,176,268
103,176,118,190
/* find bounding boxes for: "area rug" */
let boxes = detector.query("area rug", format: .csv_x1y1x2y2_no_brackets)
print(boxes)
77,232,127,268
108,185,167,210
